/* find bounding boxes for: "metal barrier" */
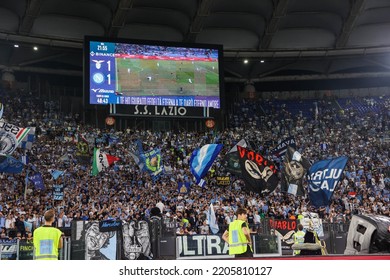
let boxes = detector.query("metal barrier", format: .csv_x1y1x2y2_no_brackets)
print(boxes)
0,237,72,260
0,220,352,260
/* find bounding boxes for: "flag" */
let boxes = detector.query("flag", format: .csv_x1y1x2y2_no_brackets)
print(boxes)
21,155,29,165
281,146,311,196
0,130,18,155
237,145,278,194
308,156,348,208
18,127,36,150
76,134,90,156
141,148,163,176
197,179,206,188
320,143,327,151
135,139,144,154
189,144,223,183
24,221,33,233
224,139,248,175
208,203,219,234
24,170,29,200
178,182,191,194
0,154,24,173
271,136,296,158
92,148,120,176
0,120,35,152
59,154,70,162
107,134,119,146
50,169,64,180
29,173,45,190
0,103,3,119
129,150,145,171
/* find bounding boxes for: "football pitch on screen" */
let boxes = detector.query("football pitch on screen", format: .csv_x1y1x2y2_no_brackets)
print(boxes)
116,58,219,96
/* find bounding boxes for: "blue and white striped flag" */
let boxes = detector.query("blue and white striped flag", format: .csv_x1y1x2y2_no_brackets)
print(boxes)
189,144,223,183
0,103,3,119
198,178,206,188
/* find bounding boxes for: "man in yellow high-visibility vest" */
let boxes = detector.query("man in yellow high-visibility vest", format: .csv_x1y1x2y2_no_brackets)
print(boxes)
293,224,305,255
222,208,253,258
33,209,63,260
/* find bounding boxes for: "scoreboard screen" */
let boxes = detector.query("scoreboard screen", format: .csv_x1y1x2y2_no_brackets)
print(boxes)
84,36,223,109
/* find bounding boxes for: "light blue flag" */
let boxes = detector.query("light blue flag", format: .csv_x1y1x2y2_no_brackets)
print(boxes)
24,221,33,232
50,169,64,180
0,103,3,119
189,144,223,183
308,156,348,208
208,203,219,234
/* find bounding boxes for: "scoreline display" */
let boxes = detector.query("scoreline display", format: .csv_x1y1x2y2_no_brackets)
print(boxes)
85,37,222,109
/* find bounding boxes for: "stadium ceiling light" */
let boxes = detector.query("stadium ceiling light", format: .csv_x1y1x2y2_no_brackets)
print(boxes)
14,44,19,48
243,59,248,64
33,46,38,51
260,60,265,63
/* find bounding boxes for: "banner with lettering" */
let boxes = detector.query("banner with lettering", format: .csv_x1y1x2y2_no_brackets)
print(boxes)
308,156,348,208
177,235,229,258
99,219,122,232
53,184,64,200
271,136,296,158
0,239,18,260
18,240,34,260
237,146,278,194
216,176,231,186
269,219,297,250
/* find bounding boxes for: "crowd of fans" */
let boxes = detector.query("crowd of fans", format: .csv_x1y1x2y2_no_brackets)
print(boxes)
0,87,389,240
115,43,217,59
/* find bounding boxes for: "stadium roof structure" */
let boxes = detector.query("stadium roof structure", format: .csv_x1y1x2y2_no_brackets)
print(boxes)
1,0,390,88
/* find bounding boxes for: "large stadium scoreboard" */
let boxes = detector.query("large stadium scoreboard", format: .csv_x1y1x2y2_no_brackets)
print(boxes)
85,37,223,119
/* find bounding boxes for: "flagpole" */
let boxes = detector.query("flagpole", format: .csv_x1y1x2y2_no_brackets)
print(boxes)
24,169,28,201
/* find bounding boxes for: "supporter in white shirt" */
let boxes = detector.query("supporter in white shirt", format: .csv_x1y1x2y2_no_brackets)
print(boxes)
5,213,15,233
156,201,165,213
